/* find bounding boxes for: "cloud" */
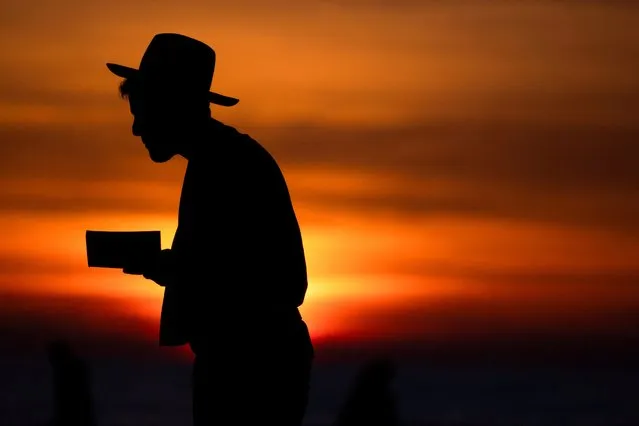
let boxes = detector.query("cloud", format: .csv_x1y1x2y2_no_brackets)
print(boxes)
0,119,637,236
264,122,639,233
315,290,639,365
0,253,77,276
261,122,639,193
0,123,184,181
315,0,639,10
5,289,639,365
0,178,180,215
0,292,161,358
0,83,110,109
0,0,637,236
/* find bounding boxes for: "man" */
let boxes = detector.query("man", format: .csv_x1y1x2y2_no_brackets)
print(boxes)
105,33,314,426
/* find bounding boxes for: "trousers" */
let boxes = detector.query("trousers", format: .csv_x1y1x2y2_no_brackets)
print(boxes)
191,316,314,426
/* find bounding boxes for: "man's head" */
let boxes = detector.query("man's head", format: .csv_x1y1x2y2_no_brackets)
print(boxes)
107,33,239,163
118,76,211,163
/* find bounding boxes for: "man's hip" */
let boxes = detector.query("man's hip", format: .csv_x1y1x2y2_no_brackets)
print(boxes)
191,317,314,426
188,308,312,356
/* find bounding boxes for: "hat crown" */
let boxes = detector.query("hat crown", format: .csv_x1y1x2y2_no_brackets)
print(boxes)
138,33,216,93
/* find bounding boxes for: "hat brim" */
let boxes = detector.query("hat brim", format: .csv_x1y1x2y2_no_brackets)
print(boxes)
106,62,239,107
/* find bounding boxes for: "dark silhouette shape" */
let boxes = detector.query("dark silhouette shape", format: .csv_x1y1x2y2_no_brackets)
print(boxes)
334,358,399,426
105,33,314,426
47,340,95,426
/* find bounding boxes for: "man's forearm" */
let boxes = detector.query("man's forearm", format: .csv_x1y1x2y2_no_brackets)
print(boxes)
143,249,176,286
143,248,206,287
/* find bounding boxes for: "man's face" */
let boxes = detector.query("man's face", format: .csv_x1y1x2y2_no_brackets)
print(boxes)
127,90,181,163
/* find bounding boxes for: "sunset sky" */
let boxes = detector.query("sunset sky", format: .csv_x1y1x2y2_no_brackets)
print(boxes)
1,0,638,364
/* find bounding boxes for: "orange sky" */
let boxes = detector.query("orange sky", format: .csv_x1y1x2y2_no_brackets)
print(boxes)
1,0,638,363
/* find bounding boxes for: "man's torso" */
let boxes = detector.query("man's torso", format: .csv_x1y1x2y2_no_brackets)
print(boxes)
160,119,308,345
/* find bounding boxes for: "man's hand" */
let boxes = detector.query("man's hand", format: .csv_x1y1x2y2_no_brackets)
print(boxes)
122,257,148,275
123,249,173,286
142,249,173,286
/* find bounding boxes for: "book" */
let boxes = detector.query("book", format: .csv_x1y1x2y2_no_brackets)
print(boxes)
86,230,161,269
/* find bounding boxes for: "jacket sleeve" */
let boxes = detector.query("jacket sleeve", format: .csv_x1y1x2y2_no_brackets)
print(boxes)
144,160,221,288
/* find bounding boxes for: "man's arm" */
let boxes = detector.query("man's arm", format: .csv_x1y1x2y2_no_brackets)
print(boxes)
123,249,175,286
123,143,276,287
125,245,212,287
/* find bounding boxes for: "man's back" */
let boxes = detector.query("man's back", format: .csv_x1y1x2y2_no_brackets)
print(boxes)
160,118,308,345
177,121,314,426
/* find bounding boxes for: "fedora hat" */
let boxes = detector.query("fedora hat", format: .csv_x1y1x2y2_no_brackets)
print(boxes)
106,33,239,107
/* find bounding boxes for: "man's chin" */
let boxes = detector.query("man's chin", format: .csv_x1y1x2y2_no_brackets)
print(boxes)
148,150,175,163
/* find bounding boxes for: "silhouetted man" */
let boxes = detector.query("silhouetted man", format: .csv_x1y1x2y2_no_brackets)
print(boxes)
47,340,95,426
106,33,314,426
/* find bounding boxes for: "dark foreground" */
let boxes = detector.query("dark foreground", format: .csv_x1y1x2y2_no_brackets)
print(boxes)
2,355,639,426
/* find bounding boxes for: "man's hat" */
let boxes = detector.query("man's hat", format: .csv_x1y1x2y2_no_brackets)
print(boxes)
106,33,239,107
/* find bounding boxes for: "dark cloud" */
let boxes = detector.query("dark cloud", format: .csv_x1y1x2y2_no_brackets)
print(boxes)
0,182,179,215
316,0,428,8
258,122,639,194
261,121,639,233
310,291,639,366
0,124,185,182
317,0,639,9
411,265,639,289
325,258,639,289
4,290,639,365
294,184,639,235
0,254,77,276
0,83,111,108
0,292,162,358
5,119,637,195
0,193,170,215
0,119,637,235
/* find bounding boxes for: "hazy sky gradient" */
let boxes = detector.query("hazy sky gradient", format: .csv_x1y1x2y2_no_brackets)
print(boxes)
1,0,638,363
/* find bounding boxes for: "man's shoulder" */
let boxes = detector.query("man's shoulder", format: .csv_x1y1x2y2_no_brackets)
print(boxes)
209,119,256,152
210,119,280,173
209,118,254,141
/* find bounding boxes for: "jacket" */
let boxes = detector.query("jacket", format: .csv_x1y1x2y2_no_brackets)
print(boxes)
158,119,308,346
